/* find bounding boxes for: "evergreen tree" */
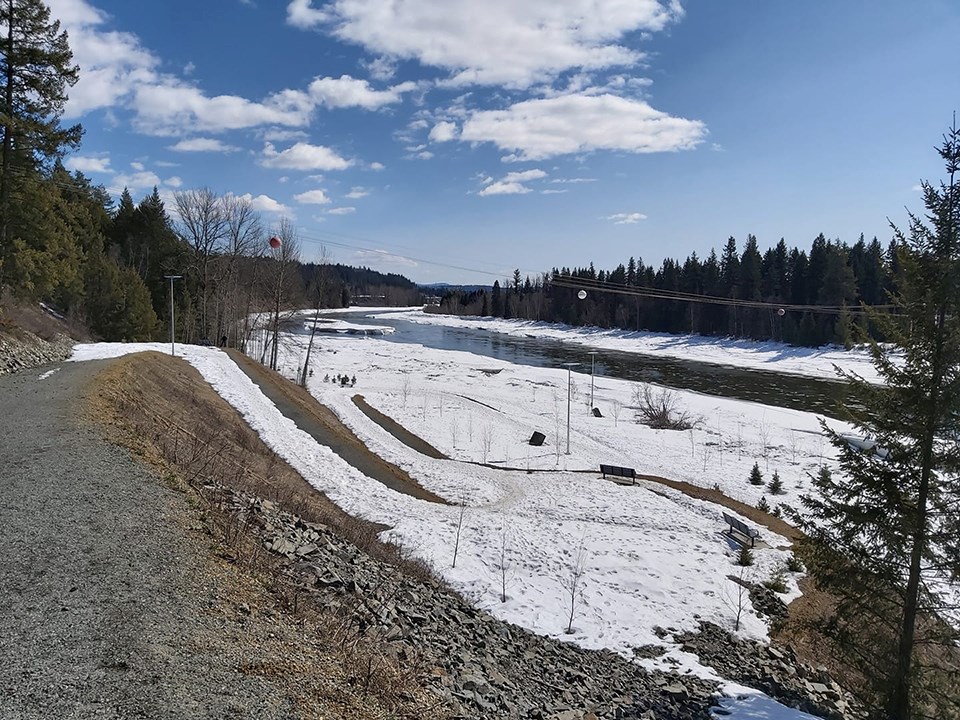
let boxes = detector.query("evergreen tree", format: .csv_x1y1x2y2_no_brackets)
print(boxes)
491,279,503,317
748,461,764,485
799,126,960,719
767,471,784,495
0,0,81,287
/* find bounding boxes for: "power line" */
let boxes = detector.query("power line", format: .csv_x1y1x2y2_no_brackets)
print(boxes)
550,276,898,316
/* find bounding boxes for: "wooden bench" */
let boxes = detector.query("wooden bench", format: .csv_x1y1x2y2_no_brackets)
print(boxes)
721,511,761,547
600,464,637,485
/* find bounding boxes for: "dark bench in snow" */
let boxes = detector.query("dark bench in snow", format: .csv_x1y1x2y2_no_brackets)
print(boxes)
600,464,637,485
722,511,761,547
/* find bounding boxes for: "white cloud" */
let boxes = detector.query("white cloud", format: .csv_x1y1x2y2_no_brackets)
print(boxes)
309,74,416,109
345,187,369,199
108,170,163,194
261,142,353,171
912,184,923,192
234,193,290,214
289,0,682,89
550,177,597,184
130,161,145,171
164,176,183,188
541,189,568,194
504,169,547,182
133,83,314,135
287,0,328,28
327,206,356,215
49,0,160,118
478,169,547,197
606,212,647,224
362,56,397,81
294,189,332,204
369,162,386,171
479,182,532,196
64,155,111,173
428,120,459,142
461,93,706,161
351,248,418,268
262,128,310,142
168,137,241,153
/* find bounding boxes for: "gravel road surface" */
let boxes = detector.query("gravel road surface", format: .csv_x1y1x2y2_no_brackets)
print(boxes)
0,360,303,719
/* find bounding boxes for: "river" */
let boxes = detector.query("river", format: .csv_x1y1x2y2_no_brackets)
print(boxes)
333,310,851,418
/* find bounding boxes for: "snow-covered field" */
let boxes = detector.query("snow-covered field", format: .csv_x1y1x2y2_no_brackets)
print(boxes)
71,328,849,720
335,307,883,384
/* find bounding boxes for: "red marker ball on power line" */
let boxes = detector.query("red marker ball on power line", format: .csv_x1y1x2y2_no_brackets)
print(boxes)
269,236,282,249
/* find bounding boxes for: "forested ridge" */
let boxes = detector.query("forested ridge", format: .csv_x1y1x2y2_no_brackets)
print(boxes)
437,232,899,348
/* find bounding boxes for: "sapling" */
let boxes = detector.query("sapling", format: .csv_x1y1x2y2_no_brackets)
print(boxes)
611,399,623,426
481,424,495,464
451,486,468,568
757,496,770,513
561,536,589,634
748,462,764,485
768,471,784,495
737,545,754,566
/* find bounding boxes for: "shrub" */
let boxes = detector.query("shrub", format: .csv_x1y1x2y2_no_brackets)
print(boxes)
786,554,804,573
632,383,696,430
736,545,754,566
764,566,789,594
748,462,764,485
757,495,770,513
768,471,784,495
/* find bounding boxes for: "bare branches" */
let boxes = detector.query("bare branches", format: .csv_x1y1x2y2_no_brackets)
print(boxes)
632,382,696,430
561,535,588,634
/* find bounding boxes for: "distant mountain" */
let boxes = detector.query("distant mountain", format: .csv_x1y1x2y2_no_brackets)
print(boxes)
420,283,492,293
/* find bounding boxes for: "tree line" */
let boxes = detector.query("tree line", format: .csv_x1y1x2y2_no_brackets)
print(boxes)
438,232,900,348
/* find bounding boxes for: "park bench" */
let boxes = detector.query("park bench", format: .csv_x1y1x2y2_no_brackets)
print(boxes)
600,464,637,485
721,511,761,547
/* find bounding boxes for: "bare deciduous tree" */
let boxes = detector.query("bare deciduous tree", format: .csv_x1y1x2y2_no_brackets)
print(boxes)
175,187,228,340
480,423,495,464
266,217,301,371
611,399,623,426
562,536,588,634
451,486,468,568
300,244,330,386
633,383,696,430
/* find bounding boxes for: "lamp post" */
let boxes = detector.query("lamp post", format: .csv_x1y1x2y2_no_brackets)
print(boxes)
561,362,579,454
164,275,183,356
588,351,598,411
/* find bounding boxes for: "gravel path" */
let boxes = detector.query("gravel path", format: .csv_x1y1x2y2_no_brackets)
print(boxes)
0,361,305,719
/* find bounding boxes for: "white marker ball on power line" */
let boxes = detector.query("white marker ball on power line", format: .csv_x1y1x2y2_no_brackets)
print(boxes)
777,307,785,316
577,290,587,300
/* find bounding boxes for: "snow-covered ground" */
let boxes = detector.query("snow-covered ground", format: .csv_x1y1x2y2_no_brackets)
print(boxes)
334,307,884,384
70,334,842,720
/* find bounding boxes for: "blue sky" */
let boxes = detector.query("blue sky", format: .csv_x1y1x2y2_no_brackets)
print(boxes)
50,0,959,284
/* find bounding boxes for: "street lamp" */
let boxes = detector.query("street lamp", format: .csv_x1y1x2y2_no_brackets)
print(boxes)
588,351,598,411
164,275,183,356
561,362,579,454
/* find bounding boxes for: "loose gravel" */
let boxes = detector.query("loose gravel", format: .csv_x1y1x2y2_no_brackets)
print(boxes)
0,361,306,719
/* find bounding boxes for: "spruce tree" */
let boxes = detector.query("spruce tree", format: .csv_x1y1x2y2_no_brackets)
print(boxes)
767,470,784,495
748,461,764,485
0,0,81,288
799,125,960,719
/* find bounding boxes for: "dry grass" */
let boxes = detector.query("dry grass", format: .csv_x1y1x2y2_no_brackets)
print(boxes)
0,291,89,341
87,351,447,719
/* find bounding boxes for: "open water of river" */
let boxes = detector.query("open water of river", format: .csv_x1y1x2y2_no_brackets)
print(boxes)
336,311,852,418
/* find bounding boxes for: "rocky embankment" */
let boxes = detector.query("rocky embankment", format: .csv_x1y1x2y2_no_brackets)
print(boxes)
0,326,73,375
214,482,863,720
